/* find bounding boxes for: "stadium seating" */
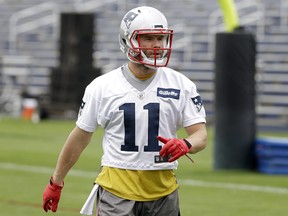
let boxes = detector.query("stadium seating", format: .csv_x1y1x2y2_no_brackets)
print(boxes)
0,0,287,130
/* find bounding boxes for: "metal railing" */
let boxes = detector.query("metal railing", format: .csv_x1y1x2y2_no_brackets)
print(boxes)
74,0,120,12
280,0,288,31
8,2,60,53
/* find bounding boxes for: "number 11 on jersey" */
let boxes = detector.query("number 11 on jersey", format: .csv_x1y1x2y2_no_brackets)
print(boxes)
119,103,162,152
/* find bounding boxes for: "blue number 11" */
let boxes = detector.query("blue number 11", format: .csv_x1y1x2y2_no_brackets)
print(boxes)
119,103,161,152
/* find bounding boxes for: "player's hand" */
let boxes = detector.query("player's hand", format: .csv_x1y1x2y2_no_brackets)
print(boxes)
157,136,193,162
43,177,64,212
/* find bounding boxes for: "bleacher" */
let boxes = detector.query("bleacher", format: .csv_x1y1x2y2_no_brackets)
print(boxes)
0,0,288,130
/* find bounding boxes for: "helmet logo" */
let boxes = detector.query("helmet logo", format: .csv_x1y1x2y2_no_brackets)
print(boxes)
123,12,138,29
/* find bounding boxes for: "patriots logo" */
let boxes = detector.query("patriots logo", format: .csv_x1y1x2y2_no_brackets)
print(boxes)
191,96,203,112
80,100,86,109
78,100,86,117
123,11,138,29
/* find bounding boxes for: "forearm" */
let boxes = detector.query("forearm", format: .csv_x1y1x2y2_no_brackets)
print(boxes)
52,126,92,185
185,123,207,154
52,145,81,185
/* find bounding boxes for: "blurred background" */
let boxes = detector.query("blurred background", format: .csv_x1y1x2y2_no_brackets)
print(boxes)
0,0,287,130
0,0,288,130
0,1,288,215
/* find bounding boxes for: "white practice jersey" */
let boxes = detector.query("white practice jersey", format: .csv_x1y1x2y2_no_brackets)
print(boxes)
76,65,206,170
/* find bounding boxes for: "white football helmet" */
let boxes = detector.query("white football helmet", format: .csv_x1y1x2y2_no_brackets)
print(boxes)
119,6,173,68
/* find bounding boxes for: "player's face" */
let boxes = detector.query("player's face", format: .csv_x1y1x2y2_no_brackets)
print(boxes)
138,34,165,59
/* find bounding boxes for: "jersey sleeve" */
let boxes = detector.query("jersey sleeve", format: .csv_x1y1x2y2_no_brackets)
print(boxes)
76,86,99,132
182,83,206,127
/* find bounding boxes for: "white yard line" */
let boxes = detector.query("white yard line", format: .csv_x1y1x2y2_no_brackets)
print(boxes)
1,162,288,194
179,179,288,194
0,162,96,178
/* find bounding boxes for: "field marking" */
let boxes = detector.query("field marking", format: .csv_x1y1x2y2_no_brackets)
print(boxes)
179,179,288,194
1,162,288,195
0,162,96,177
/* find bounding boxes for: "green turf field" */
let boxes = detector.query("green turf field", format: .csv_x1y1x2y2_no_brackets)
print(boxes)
0,118,288,216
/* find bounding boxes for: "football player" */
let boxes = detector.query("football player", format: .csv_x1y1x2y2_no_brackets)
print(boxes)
43,6,207,216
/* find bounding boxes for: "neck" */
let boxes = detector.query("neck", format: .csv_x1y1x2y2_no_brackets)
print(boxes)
128,63,156,81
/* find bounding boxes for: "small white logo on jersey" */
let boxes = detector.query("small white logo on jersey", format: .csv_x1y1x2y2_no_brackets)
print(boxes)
138,92,145,99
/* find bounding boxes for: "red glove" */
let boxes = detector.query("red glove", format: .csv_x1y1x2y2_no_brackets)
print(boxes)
43,177,64,212
157,136,193,162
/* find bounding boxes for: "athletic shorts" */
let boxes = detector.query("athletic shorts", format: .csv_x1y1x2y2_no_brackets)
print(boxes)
96,186,180,216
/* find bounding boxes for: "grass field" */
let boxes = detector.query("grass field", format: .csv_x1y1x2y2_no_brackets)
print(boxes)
0,118,288,216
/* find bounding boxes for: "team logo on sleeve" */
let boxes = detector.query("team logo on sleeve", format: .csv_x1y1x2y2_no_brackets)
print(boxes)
191,96,203,112
78,100,86,117
157,88,180,99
